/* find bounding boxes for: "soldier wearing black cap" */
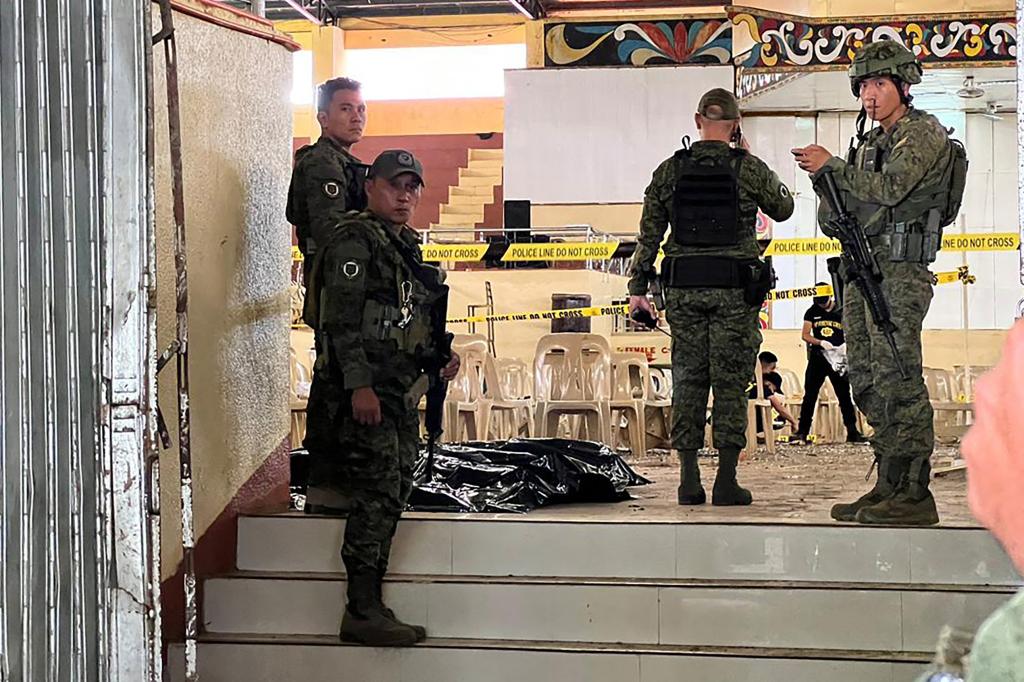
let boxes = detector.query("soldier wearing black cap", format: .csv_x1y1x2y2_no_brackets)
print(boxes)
628,87,794,507
302,150,461,646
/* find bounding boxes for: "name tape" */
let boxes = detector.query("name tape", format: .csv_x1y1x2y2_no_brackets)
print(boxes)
447,269,973,323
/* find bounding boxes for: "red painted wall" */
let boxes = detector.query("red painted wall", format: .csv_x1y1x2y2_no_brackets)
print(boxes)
354,133,503,230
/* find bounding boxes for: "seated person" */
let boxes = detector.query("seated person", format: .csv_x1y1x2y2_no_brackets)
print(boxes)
749,352,798,437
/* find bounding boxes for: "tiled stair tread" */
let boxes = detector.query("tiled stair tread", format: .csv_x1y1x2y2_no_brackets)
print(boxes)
193,633,931,663
212,571,1019,594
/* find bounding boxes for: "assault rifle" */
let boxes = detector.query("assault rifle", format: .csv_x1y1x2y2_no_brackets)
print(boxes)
814,170,907,378
423,284,454,480
385,230,454,481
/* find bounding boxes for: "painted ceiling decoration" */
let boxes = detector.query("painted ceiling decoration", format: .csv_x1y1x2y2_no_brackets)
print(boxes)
544,18,732,67
543,7,1017,73
729,7,1016,72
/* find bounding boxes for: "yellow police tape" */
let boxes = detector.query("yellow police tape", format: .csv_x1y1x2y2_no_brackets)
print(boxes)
296,234,1020,263
447,268,974,323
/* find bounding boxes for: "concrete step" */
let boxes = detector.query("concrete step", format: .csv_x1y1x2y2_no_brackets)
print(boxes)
436,213,478,227
203,573,1012,653
466,158,503,171
236,515,1022,586
450,184,496,199
469,148,503,162
168,636,929,682
456,174,501,187
439,203,485,217
459,167,502,182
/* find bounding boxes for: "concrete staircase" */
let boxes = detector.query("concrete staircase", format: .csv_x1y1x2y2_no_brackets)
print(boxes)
430,148,502,231
168,515,1020,681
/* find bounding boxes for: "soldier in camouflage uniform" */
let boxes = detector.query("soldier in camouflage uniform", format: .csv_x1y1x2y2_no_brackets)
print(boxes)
794,40,963,526
629,89,794,506
286,78,370,512
303,150,460,646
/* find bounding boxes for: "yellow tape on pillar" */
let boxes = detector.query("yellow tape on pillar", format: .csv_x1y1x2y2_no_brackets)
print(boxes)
291,245,303,262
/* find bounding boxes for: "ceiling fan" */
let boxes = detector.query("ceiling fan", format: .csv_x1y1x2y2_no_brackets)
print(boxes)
957,75,1015,99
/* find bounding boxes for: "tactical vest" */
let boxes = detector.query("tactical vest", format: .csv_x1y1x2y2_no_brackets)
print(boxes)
302,218,438,361
670,147,745,247
844,117,967,264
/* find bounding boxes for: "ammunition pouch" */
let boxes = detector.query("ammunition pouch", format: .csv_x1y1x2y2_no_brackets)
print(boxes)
361,300,431,351
871,210,942,264
661,256,775,306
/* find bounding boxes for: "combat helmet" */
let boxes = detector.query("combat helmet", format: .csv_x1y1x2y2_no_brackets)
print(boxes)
848,40,923,97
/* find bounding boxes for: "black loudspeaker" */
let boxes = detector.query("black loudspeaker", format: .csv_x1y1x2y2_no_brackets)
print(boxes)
504,199,531,240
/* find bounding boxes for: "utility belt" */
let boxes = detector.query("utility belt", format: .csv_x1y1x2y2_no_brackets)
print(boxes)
661,255,775,306
869,213,942,264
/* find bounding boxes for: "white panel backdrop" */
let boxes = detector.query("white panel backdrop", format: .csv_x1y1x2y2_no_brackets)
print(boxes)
504,65,733,204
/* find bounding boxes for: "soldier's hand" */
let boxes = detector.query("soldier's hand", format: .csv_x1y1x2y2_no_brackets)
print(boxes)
441,352,461,381
351,386,382,426
791,145,833,173
629,295,655,318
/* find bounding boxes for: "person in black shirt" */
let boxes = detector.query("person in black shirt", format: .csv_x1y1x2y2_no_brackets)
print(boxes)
791,286,865,444
749,352,799,437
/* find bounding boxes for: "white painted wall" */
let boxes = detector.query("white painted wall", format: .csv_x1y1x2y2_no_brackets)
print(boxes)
504,65,733,204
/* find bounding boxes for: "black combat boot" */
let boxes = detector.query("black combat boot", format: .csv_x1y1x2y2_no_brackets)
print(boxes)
856,456,939,526
677,449,706,505
712,448,752,506
339,572,419,646
846,428,867,444
376,568,426,641
830,455,903,522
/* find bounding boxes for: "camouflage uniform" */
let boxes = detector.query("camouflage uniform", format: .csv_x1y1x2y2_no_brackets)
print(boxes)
813,41,958,526
303,151,443,646
286,135,368,509
303,207,439,579
286,136,368,279
965,590,1024,681
629,89,794,505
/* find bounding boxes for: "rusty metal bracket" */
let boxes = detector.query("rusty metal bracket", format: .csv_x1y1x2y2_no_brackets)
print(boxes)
153,0,199,679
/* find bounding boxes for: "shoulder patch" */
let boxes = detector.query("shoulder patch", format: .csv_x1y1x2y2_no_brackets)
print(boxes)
323,181,341,198
342,261,361,279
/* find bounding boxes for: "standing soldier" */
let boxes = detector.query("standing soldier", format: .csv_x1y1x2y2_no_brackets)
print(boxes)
302,150,460,645
287,77,369,512
288,76,369,275
629,88,794,506
793,39,966,525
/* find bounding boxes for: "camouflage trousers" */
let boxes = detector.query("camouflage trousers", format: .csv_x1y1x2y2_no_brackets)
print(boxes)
844,258,934,474
304,375,419,577
665,287,762,452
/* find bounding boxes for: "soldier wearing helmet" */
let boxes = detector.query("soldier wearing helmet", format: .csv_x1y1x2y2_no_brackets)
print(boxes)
792,39,966,526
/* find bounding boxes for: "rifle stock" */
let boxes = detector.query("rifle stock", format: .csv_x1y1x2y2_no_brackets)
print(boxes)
814,170,908,379
424,284,454,480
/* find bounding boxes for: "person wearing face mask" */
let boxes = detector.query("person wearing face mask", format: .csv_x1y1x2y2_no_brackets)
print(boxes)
792,40,967,526
302,150,461,647
789,286,864,445
628,88,794,507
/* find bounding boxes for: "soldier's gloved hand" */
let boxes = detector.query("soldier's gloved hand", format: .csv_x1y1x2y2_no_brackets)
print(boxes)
352,386,382,426
441,352,461,382
629,295,655,318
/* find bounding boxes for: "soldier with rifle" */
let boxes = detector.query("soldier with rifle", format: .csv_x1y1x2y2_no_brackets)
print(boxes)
793,40,967,525
302,150,460,646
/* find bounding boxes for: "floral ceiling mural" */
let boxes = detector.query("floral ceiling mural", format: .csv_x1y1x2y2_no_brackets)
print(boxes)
544,19,732,67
